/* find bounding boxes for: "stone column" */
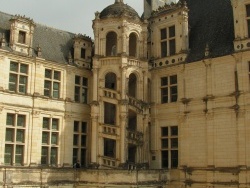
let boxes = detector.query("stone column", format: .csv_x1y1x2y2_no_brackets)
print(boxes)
90,113,99,163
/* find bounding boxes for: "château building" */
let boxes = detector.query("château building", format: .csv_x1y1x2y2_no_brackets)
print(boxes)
0,0,250,187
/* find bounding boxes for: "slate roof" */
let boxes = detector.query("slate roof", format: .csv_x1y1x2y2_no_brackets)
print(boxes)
186,0,234,62
0,11,83,64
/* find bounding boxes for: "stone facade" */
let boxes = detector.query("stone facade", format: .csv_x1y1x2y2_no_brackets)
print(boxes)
0,0,250,187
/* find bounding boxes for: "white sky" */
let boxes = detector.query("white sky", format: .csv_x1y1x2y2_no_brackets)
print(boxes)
0,0,144,38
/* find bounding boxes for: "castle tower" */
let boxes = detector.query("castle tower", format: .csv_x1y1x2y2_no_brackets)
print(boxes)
91,0,149,168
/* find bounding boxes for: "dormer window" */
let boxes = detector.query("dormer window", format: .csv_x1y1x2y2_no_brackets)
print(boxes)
160,25,176,57
18,31,26,44
246,4,250,37
81,48,86,59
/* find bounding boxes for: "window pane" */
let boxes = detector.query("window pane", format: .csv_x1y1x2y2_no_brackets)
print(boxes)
74,121,79,132
10,62,18,72
15,145,23,165
246,4,250,17
5,128,14,142
171,150,178,168
169,39,176,56
169,26,175,38
73,135,78,146
45,69,52,79
18,31,26,44
161,41,167,57
81,149,86,167
19,75,27,84
51,147,57,165
6,114,15,126
161,150,168,168
4,144,13,164
161,77,168,86
51,133,58,145
43,118,49,129
54,71,61,80
42,132,49,144
82,77,88,86
81,135,86,147
52,119,59,130
20,64,28,74
171,126,178,136
75,76,80,85
161,28,167,40
162,139,168,148
72,148,78,164
75,86,80,102
81,48,86,59
41,147,48,165
171,138,178,148
161,127,168,137
19,76,27,93
81,88,87,103
16,129,25,142
82,122,87,133
171,86,177,95
9,83,16,92
170,75,177,85
17,115,25,127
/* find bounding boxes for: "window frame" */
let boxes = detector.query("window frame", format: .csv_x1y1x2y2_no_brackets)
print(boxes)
9,61,28,94
18,30,26,44
4,113,26,166
161,126,178,169
160,75,178,104
74,75,88,103
160,25,176,57
44,69,61,99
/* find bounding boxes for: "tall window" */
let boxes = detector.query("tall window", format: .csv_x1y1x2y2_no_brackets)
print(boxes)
74,75,88,103
18,31,26,44
9,61,28,93
246,4,250,38
41,117,59,165
104,138,116,158
160,26,176,57
104,102,116,125
161,126,178,169
129,33,137,57
105,72,116,90
161,75,178,103
5,113,26,165
81,48,86,59
106,32,117,56
44,69,61,98
73,121,87,167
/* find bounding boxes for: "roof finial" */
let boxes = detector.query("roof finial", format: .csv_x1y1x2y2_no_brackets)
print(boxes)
115,0,123,3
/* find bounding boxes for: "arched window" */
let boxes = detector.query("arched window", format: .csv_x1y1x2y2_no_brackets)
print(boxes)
105,72,117,90
129,33,137,57
128,73,137,98
106,32,117,56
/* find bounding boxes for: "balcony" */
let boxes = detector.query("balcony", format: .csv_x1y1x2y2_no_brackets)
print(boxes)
127,129,143,145
102,156,117,168
103,88,118,99
102,124,118,135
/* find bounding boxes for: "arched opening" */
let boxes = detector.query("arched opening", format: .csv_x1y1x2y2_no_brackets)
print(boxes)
129,33,137,57
128,73,137,98
106,31,117,56
105,72,117,90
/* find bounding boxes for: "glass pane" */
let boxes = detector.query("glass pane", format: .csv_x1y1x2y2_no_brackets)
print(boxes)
9,73,17,83
169,39,176,56
51,147,57,165
171,126,178,136
41,147,48,165
161,41,167,57
162,96,168,103
6,114,15,126
72,148,78,164
51,133,58,145
81,88,87,103
10,62,18,72
171,94,178,102
53,82,59,89
42,132,49,144
73,135,78,146
81,122,87,133
161,150,168,168
171,150,178,168
74,121,79,132
246,4,250,17
54,71,61,80
161,127,168,137
82,77,88,86
43,118,49,129
20,64,28,74
161,77,168,86
19,76,27,84
171,138,178,148
53,90,59,98
4,145,13,164
161,28,167,40
75,76,80,85
16,129,25,142
169,26,175,38
17,115,25,127
44,80,51,89
171,86,177,95
42,147,48,155
170,75,177,84
81,149,86,167
52,119,59,130
19,85,26,93
45,69,52,79
15,145,23,165
5,128,14,142
162,139,168,148
75,87,80,102
9,83,16,92
81,135,86,147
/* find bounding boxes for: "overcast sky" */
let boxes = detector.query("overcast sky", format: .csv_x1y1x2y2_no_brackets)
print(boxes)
0,0,144,38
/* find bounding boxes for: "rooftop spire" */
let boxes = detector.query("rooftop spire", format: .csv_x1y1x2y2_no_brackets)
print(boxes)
115,0,123,3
